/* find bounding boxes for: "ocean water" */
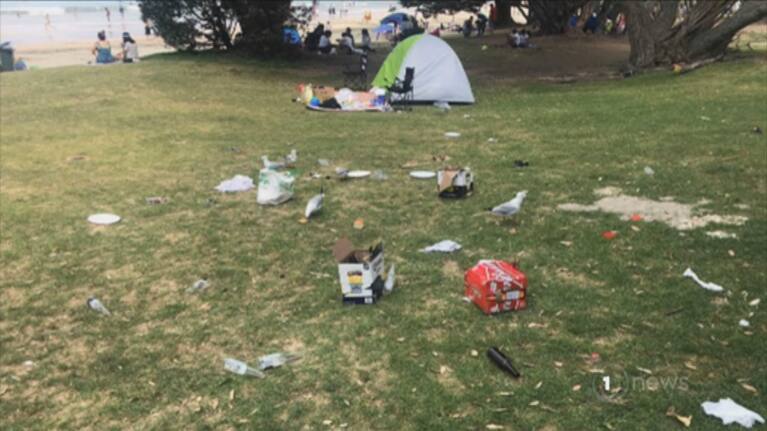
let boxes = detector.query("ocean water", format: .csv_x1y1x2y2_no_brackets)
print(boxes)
0,1,402,47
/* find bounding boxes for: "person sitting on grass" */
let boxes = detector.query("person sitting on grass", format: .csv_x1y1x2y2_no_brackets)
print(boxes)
305,24,325,51
507,28,519,48
360,29,375,52
92,31,115,64
463,16,474,38
338,28,364,54
318,30,336,54
518,30,530,48
118,32,139,63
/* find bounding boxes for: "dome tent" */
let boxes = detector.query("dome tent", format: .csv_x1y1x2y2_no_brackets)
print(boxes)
371,34,475,104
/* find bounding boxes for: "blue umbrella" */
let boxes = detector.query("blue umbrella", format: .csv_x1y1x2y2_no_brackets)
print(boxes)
381,12,409,26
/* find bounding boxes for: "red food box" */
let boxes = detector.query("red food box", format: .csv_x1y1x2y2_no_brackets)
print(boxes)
464,260,528,314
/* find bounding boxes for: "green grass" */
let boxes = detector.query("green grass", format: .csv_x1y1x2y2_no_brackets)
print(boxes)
1,40,766,430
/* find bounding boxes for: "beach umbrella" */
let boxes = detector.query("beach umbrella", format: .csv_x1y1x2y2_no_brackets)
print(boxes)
380,12,409,26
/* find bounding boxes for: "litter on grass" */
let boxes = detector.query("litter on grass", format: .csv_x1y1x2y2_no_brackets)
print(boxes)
410,170,436,179
347,170,371,179
701,398,764,428
257,352,300,371
87,297,111,316
224,358,265,378
187,279,209,293
215,175,254,193
420,240,462,253
438,168,474,198
465,260,527,314
256,170,294,205
487,347,521,378
558,187,748,231
644,166,655,176
706,230,738,239
87,213,121,225
683,268,724,292
445,132,461,139
333,238,392,305
739,319,750,328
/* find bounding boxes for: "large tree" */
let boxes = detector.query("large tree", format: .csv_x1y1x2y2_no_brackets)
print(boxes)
619,0,767,68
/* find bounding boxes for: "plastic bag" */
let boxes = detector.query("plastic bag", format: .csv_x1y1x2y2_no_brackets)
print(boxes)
257,169,295,205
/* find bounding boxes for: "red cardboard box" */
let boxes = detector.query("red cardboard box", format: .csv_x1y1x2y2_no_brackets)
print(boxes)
465,260,527,314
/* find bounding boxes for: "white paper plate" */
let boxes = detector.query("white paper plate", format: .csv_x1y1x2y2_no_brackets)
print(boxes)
410,170,436,179
444,132,461,138
87,213,121,225
347,170,371,178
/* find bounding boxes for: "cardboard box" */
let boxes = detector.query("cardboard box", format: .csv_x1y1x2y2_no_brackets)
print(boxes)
333,238,385,304
437,167,474,198
464,260,527,314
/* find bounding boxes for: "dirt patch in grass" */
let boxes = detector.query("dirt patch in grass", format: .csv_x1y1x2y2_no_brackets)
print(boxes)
558,187,748,230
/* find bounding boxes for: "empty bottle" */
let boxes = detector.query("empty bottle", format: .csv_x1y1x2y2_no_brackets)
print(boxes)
87,297,111,316
224,358,265,378
487,347,521,378
257,352,301,371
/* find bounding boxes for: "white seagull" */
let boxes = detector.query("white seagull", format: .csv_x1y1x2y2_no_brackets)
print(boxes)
490,191,528,217
305,186,324,219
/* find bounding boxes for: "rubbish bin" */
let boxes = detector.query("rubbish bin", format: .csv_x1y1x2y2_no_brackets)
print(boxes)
0,43,15,72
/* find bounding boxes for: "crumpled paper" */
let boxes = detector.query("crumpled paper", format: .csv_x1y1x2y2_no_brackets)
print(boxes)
420,240,462,253
701,398,764,428
215,175,254,193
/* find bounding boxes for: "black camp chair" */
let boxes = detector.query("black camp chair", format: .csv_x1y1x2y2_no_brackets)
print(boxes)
342,52,368,90
388,67,415,110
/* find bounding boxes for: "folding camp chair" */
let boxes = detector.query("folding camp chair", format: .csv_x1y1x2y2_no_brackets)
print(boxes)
388,67,415,110
342,52,368,91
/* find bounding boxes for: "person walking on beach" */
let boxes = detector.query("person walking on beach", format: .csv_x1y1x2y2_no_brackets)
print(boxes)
92,31,115,64
104,7,111,23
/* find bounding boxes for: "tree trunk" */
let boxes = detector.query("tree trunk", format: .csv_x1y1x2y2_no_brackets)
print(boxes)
495,0,513,27
620,0,767,68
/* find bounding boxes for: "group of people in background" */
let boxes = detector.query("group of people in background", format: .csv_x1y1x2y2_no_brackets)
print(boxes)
575,11,627,35
303,24,374,55
92,31,139,64
508,29,532,48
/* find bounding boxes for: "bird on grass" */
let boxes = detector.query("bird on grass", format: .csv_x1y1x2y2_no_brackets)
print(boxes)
304,186,324,220
489,191,528,217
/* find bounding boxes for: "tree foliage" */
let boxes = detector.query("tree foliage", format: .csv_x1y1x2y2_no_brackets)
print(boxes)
618,0,767,68
139,0,302,55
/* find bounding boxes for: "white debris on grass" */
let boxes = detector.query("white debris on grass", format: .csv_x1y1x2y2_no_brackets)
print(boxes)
557,187,748,230
215,175,254,193
701,398,764,428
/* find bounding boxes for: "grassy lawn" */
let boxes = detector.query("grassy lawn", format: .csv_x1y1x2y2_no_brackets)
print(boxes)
1,37,766,430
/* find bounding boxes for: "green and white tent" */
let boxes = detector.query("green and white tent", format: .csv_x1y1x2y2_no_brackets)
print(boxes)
372,34,475,104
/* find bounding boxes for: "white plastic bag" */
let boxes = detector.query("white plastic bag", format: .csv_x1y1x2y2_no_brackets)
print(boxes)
257,169,294,205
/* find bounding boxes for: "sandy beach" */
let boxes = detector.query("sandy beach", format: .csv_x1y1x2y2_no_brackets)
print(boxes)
13,35,173,69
